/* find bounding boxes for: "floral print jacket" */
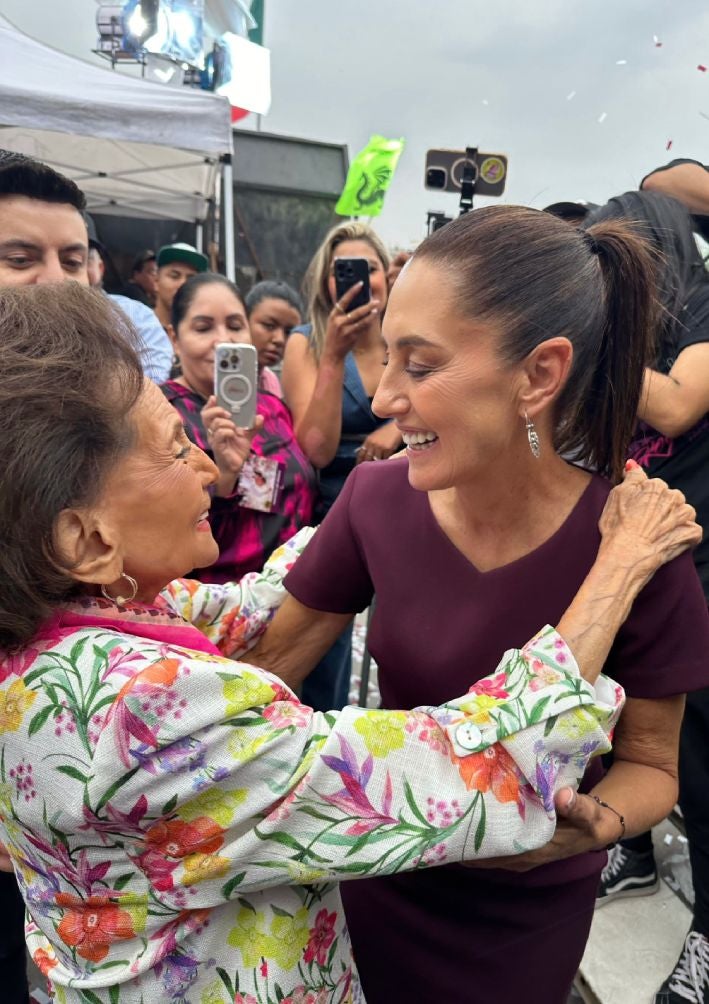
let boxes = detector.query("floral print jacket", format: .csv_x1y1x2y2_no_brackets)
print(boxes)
0,530,624,1004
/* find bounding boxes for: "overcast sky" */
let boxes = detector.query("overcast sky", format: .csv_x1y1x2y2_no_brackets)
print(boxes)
3,0,709,247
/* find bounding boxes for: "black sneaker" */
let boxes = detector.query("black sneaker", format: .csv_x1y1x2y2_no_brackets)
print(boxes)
655,930,709,1003
595,844,659,906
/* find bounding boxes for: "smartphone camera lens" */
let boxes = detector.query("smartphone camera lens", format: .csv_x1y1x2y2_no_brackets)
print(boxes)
230,353,240,367
219,358,229,370
426,167,446,189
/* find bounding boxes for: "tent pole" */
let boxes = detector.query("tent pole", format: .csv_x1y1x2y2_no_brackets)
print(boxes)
221,153,236,281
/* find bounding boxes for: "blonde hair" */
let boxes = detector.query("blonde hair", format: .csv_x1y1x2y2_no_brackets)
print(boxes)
303,221,391,361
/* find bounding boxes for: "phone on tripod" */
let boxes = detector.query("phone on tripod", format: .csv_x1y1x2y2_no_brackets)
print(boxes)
334,257,371,311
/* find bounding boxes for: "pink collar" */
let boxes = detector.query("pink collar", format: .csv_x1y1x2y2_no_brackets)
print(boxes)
37,595,223,657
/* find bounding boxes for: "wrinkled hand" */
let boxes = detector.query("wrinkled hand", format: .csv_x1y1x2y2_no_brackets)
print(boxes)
355,422,403,464
464,788,614,872
0,841,13,873
323,282,380,362
599,462,701,581
202,398,264,495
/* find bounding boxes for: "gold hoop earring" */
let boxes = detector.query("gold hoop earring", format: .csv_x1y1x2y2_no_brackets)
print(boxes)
525,412,541,459
100,573,138,606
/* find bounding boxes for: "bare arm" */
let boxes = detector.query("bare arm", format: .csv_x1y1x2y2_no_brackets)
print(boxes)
281,333,346,469
591,693,683,837
638,345,709,437
282,284,381,469
242,594,353,689
642,161,709,214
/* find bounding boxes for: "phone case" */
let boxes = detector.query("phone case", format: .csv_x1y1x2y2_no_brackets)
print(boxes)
334,257,371,311
214,343,258,429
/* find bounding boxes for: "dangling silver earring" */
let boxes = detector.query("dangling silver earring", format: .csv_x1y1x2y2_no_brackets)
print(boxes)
101,573,138,606
525,412,541,458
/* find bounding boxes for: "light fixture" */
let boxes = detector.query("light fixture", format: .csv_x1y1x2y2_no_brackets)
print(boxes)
122,0,204,67
95,3,126,56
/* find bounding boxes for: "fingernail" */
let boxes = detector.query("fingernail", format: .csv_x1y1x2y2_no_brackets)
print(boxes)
624,459,640,471
371,308,378,314
565,789,576,810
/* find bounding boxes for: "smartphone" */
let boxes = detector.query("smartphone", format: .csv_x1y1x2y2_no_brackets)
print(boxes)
214,343,258,429
334,257,371,311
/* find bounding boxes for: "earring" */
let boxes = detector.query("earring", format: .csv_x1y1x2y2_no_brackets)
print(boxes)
525,412,541,459
101,573,139,606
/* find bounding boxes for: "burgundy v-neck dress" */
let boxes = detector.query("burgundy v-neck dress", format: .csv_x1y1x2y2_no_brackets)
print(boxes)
285,458,709,1004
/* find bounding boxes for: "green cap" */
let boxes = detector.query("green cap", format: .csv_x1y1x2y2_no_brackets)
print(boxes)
157,242,209,273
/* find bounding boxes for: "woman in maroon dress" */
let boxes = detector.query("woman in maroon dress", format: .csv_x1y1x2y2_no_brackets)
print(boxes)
246,207,709,1003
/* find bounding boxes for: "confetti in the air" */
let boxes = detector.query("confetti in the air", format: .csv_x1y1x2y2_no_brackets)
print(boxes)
566,90,576,101
653,34,663,47
481,99,489,106
598,112,607,124
699,65,708,72
666,140,673,150
616,59,627,65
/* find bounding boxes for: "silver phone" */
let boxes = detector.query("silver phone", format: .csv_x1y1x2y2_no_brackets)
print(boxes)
214,343,258,428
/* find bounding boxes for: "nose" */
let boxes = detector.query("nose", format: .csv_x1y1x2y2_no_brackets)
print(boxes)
271,326,286,348
193,443,219,485
35,254,67,284
372,365,408,420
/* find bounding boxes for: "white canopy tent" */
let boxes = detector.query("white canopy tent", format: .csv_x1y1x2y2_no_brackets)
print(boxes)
0,13,235,277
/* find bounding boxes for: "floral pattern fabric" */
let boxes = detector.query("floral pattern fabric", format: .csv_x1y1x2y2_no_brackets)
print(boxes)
0,531,624,1003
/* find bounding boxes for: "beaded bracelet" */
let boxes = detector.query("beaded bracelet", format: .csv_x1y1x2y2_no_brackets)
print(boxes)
591,795,626,850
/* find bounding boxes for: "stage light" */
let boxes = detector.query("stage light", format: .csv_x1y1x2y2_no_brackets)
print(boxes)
122,0,204,68
95,3,126,55
122,0,160,48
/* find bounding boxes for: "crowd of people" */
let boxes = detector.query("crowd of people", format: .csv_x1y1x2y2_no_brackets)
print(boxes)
0,146,708,1004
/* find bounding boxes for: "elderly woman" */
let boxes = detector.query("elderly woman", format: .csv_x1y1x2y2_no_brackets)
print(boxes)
0,284,699,1003
249,207,709,1004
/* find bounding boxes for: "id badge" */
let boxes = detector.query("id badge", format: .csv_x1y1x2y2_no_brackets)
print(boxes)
236,454,285,513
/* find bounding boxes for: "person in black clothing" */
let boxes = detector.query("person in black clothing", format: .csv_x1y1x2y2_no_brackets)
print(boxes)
122,249,157,307
641,158,709,244
586,190,709,1004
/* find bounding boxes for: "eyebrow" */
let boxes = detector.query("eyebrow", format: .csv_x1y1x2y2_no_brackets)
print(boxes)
394,335,439,350
0,239,88,255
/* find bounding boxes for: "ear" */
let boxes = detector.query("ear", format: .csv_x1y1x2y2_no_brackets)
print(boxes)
517,337,574,418
53,508,123,587
166,323,178,351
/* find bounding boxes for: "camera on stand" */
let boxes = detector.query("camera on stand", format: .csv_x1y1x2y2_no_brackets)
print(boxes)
423,147,509,233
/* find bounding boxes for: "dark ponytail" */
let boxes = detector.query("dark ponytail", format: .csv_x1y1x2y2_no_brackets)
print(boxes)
558,220,658,481
415,205,660,483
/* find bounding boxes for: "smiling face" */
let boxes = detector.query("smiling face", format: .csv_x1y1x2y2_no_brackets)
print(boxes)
170,281,251,398
248,296,302,369
98,381,219,598
326,239,388,309
0,196,89,286
373,258,527,493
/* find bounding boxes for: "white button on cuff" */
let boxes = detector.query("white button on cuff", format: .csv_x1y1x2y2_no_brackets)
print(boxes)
455,722,483,751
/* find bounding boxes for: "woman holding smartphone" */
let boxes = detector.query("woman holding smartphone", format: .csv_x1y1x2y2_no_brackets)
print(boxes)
161,273,317,583
282,223,402,711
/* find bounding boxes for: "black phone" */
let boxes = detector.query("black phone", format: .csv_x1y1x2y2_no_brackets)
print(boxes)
334,257,371,311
